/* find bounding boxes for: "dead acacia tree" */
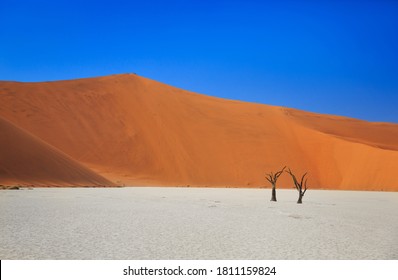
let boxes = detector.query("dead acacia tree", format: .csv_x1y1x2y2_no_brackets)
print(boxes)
286,169,308,204
265,166,286,202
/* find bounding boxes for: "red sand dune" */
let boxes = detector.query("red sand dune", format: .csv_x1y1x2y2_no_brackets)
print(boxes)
0,74,397,190
0,116,114,187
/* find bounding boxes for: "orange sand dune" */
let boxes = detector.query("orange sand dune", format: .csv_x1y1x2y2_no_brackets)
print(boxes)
0,74,397,190
0,116,114,187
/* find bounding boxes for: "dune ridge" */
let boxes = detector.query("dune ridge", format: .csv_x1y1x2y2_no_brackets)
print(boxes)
0,116,114,187
1,74,397,190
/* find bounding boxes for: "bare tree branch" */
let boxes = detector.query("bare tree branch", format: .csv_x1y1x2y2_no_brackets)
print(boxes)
286,168,299,191
265,175,273,184
300,173,307,189
265,166,286,202
274,166,286,181
303,178,308,196
285,169,309,204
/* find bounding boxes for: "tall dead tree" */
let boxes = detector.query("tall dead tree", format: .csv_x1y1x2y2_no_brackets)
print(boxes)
265,166,286,202
286,169,308,204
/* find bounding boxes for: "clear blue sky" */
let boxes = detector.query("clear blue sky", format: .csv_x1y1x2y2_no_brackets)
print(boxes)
1,0,398,123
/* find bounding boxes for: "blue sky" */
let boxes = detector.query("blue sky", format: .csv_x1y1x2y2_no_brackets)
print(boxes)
1,0,398,123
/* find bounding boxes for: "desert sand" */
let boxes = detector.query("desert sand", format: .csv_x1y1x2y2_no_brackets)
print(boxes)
1,74,398,190
0,187,397,259
0,116,114,187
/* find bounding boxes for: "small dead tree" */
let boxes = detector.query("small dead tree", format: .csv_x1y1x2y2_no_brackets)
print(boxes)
286,169,308,204
265,166,286,202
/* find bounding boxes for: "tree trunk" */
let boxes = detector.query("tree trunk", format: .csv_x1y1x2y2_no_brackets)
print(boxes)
270,185,277,202
297,192,303,204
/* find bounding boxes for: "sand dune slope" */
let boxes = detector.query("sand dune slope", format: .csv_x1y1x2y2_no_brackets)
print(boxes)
0,74,397,190
0,116,114,187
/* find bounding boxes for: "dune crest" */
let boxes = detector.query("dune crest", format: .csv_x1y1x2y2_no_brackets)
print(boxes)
1,74,397,190
0,116,114,187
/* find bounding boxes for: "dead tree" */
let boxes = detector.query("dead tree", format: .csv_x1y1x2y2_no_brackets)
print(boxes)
286,169,308,204
265,166,286,202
